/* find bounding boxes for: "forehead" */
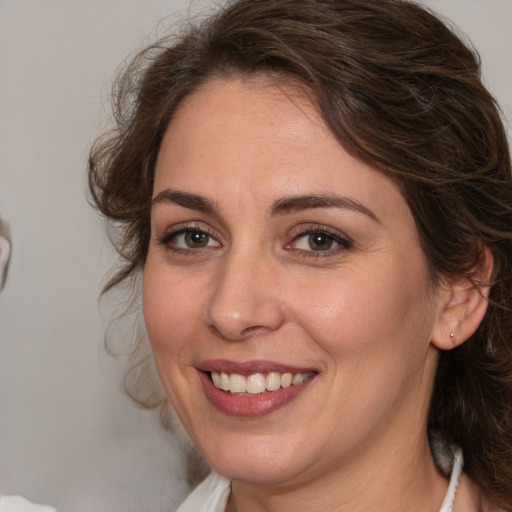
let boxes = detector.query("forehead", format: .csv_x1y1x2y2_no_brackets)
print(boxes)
154,77,408,222
160,76,325,164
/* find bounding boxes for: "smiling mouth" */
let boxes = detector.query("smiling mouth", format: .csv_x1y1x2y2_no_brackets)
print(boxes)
209,371,316,395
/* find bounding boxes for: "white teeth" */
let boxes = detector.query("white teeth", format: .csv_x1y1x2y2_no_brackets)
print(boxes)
281,373,293,388
266,372,281,391
246,373,266,394
210,370,312,394
229,374,246,393
292,373,305,385
219,372,230,391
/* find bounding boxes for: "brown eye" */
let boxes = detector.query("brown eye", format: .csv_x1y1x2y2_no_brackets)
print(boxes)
184,231,210,248
289,228,352,255
164,229,220,250
307,233,334,251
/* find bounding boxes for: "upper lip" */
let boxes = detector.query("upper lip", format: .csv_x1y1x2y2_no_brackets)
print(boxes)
198,359,318,375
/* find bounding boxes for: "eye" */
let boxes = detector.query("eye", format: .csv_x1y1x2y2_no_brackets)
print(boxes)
159,227,221,250
296,233,337,251
288,227,352,255
175,230,214,248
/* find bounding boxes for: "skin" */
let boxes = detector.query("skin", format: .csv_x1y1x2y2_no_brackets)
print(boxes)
143,77,489,511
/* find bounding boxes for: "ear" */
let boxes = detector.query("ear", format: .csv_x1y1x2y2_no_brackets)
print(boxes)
431,249,493,351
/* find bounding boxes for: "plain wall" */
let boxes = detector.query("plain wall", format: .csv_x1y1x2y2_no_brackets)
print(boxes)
0,1,511,511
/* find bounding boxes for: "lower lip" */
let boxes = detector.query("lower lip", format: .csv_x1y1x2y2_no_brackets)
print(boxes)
198,371,315,417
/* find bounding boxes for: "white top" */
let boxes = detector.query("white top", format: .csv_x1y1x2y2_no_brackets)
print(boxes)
0,496,56,512
176,447,464,512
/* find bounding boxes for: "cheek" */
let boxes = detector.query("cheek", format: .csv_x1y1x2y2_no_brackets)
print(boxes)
287,261,432,360
289,264,436,429
142,264,204,361
142,264,207,425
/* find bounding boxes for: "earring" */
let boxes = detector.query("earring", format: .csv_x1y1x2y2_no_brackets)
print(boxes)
450,333,456,344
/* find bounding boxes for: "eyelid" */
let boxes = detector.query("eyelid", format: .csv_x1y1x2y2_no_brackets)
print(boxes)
287,223,352,242
156,222,222,251
285,224,353,255
173,230,220,249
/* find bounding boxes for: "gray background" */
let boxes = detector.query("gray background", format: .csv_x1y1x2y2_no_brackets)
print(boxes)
1,1,511,511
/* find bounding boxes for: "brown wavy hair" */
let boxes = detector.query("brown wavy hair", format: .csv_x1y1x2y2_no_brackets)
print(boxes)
88,0,512,505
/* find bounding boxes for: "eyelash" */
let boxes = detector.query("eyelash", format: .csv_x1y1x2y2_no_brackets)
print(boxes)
156,224,220,255
156,224,352,258
287,226,352,259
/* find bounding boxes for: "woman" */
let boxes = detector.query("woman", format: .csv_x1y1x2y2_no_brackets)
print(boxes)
89,0,512,510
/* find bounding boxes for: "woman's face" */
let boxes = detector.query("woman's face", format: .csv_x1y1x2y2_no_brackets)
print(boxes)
143,78,446,487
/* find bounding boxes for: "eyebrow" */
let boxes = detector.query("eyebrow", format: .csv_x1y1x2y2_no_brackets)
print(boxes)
152,189,380,223
270,194,381,223
152,189,220,214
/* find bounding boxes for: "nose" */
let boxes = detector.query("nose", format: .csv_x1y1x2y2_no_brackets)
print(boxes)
204,250,285,341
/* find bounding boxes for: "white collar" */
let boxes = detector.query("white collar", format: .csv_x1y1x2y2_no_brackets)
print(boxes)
438,447,464,512
177,447,464,512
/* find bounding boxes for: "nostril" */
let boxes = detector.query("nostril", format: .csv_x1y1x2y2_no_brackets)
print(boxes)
205,298,286,341
241,325,274,337
203,262,285,340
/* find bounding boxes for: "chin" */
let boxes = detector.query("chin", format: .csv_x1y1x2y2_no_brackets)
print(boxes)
215,460,303,486
200,434,315,486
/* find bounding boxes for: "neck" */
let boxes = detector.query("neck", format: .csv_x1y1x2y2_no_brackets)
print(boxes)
228,434,449,512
